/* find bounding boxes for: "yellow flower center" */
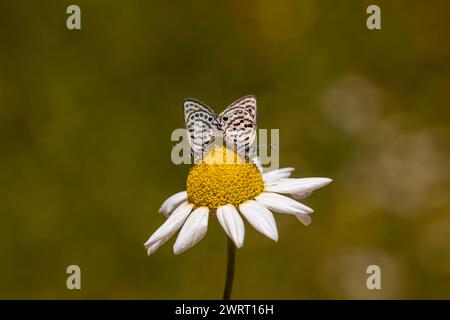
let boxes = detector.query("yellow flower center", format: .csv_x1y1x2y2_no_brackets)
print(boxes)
187,146,264,209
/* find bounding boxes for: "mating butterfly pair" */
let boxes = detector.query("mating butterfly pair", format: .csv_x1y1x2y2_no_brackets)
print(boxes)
184,95,258,162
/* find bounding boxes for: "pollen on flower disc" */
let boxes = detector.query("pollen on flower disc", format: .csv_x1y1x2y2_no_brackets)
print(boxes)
187,146,264,209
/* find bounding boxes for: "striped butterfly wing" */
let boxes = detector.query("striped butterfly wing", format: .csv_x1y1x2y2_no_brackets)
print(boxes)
184,98,221,160
218,95,257,159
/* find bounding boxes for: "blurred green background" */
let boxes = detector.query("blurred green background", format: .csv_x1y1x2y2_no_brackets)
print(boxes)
0,0,449,299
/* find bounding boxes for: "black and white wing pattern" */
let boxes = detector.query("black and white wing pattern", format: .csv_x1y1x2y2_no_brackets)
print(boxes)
218,95,257,157
183,98,221,158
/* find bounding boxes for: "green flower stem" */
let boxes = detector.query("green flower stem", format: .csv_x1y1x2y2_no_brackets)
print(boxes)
222,237,236,300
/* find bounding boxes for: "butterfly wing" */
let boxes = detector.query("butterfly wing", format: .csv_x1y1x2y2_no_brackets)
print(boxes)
184,98,221,159
218,95,257,158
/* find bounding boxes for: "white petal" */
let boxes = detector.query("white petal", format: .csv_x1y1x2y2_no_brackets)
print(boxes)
144,201,193,250
146,239,165,255
173,207,209,255
297,214,312,226
256,192,313,214
159,191,188,217
256,192,313,226
292,190,313,200
262,167,295,183
216,204,245,248
239,200,278,241
265,177,332,195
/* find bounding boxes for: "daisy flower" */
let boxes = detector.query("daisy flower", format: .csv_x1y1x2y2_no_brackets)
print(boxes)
144,146,332,255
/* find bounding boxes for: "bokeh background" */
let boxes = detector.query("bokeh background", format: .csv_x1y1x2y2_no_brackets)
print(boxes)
0,0,449,299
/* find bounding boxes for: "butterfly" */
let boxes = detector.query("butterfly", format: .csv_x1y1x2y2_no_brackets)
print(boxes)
183,95,258,163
